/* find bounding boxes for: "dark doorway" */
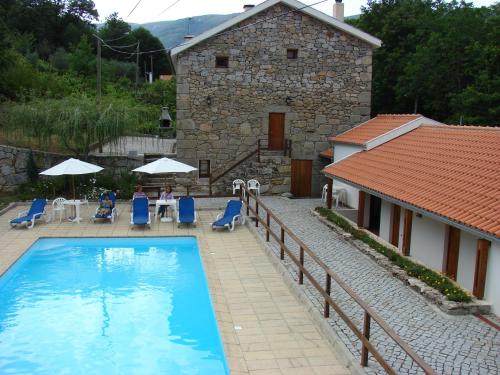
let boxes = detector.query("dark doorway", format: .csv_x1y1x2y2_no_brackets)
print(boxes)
369,195,381,234
291,160,312,197
268,113,285,150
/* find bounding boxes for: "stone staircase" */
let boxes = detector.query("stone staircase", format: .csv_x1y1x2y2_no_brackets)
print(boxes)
208,149,291,195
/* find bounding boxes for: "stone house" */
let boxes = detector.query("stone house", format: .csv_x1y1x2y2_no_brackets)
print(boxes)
169,0,381,196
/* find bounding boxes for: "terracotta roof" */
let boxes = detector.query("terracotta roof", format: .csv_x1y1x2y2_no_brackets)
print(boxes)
320,148,333,159
330,114,422,145
324,125,500,239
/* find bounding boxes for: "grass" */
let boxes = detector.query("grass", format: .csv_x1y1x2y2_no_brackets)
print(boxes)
315,207,472,303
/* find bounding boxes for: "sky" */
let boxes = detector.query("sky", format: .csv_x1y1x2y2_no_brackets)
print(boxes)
92,0,498,24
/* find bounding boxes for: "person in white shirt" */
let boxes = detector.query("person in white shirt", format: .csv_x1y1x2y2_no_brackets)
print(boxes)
159,186,174,218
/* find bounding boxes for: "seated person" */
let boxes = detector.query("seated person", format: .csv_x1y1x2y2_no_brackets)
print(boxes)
97,193,113,217
158,186,174,218
133,185,147,199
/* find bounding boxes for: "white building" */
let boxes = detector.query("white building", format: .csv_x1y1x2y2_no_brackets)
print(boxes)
323,119,500,314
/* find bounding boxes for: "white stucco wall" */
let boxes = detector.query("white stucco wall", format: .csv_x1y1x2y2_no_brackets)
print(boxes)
379,200,392,243
331,144,363,209
410,214,446,272
484,240,500,315
457,231,477,292
333,144,363,163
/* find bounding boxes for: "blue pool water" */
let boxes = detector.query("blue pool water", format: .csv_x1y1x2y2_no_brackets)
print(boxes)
0,237,228,375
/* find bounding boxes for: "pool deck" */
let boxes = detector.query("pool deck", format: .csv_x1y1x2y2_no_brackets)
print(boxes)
0,202,351,375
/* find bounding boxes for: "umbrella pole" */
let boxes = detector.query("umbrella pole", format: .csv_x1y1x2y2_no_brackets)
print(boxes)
72,175,76,200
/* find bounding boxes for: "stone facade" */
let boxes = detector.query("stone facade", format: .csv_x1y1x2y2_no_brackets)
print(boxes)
175,3,374,196
0,145,142,192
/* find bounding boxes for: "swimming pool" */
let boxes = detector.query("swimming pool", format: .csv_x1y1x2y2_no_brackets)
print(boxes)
0,237,228,375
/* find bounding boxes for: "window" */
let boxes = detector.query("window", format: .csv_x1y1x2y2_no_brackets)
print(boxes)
287,48,298,59
215,56,229,68
199,160,211,178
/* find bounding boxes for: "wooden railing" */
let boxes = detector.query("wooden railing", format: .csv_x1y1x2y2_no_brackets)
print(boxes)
240,186,437,375
209,138,291,195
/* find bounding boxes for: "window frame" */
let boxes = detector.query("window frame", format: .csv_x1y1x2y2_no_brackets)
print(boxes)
286,48,298,60
198,160,211,178
215,56,229,68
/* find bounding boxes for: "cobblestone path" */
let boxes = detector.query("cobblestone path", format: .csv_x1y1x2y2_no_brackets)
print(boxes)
248,197,499,375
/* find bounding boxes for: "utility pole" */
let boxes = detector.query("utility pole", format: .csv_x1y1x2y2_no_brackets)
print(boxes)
135,42,140,90
150,54,154,83
96,37,102,104
96,36,103,153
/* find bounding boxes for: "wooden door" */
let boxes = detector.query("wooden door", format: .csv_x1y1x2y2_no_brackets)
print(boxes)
291,160,312,197
268,113,285,150
444,226,460,280
368,195,382,234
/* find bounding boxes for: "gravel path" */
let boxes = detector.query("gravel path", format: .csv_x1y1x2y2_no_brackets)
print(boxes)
247,197,499,375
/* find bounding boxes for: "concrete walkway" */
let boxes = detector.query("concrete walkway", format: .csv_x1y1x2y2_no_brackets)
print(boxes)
250,197,499,375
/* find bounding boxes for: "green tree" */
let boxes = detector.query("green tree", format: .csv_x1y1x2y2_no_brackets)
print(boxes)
131,27,172,78
351,0,499,125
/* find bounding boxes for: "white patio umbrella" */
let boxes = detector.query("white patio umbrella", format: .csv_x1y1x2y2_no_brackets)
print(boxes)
132,157,197,194
40,158,104,199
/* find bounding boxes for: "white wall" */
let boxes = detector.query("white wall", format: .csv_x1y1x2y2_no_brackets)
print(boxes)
457,231,477,292
410,214,446,272
333,144,363,163
484,240,500,315
379,200,392,243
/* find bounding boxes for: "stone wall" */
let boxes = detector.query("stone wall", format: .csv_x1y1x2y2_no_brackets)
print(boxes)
0,145,142,192
175,3,373,196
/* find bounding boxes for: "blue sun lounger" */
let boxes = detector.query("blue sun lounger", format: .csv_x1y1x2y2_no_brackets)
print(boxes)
211,200,244,232
10,198,48,229
92,191,118,223
177,196,197,227
130,197,151,227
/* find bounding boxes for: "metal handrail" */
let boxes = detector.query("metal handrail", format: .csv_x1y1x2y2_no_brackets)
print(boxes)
241,186,437,375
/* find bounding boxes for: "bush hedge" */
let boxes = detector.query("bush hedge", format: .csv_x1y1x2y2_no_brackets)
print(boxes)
315,207,471,302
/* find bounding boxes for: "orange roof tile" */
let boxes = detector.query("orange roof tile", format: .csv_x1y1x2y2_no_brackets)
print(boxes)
320,148,333,159
330,114,421,145
324,125,500,239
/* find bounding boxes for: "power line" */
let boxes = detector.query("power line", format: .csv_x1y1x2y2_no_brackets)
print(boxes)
127,0,143,18
168,0,331,49
95,0,331,56
157,0,182,18
103,33,131,43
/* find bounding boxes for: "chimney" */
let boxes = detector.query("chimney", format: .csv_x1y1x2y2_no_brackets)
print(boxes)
243,4,255,11
333,0,344,22
183,35,194,42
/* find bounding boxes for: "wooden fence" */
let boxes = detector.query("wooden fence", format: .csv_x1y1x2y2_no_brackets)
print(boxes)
240,187,437,375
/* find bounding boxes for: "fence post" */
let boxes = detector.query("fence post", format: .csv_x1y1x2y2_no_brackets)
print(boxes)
255,200,259,227
246,191,250,216
324,273,331,318
361,312,371,367
299,247,304,285
257,140,261,163
266,212,270,241
280,228,285,260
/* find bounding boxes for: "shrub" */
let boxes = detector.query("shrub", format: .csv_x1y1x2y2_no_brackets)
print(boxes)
315,207,471,302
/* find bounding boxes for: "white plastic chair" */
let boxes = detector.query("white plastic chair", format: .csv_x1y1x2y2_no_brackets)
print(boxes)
51,197,67,223
321,184,328,202
247,179,260,196
232,179,245,197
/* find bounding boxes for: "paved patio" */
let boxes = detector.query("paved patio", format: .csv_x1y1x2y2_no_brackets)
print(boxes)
251,197,499,375
0,202,351,375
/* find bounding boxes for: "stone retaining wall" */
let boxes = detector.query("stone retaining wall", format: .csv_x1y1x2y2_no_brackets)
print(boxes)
0,145,142,192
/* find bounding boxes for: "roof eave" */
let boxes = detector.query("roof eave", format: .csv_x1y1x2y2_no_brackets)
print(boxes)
322,172,499,243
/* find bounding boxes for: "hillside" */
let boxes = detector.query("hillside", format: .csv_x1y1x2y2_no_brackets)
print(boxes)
133,13,238,49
